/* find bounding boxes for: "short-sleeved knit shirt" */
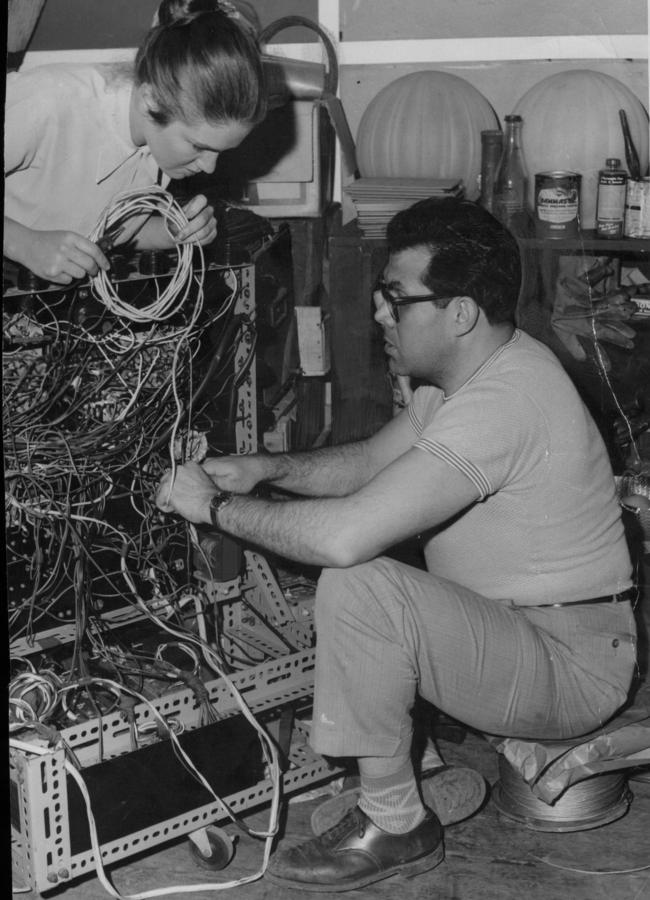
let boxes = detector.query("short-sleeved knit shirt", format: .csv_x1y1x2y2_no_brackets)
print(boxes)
408,329,631,605
4,63,168,240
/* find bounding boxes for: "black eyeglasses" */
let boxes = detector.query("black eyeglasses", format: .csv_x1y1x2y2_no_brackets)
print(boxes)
375,280,452,323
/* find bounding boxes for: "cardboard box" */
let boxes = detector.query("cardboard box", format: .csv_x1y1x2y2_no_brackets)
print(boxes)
212,100,334,218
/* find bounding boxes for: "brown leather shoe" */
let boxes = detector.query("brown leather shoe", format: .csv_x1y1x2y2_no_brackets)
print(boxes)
265,805,444,892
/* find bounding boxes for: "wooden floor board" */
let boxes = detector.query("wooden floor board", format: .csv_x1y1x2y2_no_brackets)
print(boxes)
18,727,649,900
14,576,650,900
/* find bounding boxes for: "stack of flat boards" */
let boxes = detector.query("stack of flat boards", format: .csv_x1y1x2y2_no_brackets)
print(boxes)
344,177,464,239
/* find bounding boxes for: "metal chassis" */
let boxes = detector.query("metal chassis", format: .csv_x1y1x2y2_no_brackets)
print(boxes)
9,261,340,894
10,642,339,893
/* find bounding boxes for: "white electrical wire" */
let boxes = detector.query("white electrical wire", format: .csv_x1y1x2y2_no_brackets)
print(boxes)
10,198,284,893
7,527,284,898
88,186,203,323
9,672,60,730
63,673,281,898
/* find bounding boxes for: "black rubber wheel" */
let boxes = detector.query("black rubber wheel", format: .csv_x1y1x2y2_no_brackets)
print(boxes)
187,827,234,871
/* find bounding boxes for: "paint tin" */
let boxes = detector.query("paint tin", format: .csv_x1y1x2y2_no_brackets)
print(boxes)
624,178,650,238
534,171,581,238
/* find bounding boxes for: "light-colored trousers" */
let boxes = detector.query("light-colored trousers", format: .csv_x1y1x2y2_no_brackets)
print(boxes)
310,557,637,759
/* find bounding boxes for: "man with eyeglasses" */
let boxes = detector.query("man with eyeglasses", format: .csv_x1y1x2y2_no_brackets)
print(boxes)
156,197,635,892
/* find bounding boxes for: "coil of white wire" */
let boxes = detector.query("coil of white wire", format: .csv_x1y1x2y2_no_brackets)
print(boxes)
88,186,203,323
492,754,631,832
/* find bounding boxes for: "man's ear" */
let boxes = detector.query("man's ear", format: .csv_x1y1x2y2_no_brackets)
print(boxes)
453,295,480,335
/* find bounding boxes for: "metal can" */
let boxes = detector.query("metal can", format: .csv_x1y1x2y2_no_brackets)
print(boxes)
534,171,581,238
624,178,650,238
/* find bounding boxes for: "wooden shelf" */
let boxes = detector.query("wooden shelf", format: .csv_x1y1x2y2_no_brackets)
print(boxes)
333,222,650,254
518,230,650,253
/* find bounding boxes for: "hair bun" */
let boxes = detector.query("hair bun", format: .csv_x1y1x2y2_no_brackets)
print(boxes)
156,0,247,27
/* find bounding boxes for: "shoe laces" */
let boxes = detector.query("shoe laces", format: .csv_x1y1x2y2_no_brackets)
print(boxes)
320,807,366,845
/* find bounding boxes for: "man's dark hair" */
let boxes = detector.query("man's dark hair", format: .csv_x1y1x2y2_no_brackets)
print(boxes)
386,197,522,324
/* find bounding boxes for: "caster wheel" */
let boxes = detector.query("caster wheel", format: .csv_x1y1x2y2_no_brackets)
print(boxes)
187,826,235,871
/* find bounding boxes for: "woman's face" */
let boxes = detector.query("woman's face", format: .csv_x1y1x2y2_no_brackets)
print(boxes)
131,85,254,178
143,117,254,179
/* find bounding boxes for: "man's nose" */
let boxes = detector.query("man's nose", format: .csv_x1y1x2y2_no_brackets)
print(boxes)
373,291,392,326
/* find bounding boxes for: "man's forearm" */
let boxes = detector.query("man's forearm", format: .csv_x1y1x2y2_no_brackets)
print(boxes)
216,493,360,567
252,441,372,497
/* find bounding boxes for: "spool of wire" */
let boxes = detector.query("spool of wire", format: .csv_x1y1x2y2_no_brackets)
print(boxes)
492,754,631,832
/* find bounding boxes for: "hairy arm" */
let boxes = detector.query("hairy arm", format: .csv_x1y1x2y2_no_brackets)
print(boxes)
240,441,375,496
157,443,480,568
203,407,417,497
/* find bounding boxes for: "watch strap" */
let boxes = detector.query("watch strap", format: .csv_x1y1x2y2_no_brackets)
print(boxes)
209,491,233,529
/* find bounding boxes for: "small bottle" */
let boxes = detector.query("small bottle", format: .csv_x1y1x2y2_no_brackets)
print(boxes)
478,130,504,214
493,114,532,234
596,158,627,239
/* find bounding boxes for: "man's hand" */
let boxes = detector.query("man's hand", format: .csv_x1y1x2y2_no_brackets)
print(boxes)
173,195,217,247
156,461,219,524
202,455,266,494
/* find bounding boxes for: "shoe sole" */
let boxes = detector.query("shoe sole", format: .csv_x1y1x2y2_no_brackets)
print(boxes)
311,767,486,836
265,841,444,892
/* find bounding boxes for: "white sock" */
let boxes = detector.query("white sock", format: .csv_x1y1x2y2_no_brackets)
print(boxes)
358,757,426,834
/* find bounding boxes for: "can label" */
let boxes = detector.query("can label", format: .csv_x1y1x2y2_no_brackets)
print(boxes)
624,178,650,238
596,168,627,238
535,172,580,237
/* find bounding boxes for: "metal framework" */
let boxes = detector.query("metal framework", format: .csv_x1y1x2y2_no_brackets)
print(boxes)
10,632,333,893
8,260,339,894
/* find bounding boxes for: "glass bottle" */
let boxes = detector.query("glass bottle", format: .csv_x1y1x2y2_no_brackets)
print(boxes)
493,114,531,233
478,130,504,214
596,157,627,239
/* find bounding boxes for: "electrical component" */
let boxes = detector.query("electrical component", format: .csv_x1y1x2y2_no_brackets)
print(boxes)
5,194,337,897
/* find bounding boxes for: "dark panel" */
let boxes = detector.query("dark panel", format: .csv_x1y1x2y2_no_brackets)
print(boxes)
328,228,393,444
66,715,265,853
28,0,319,52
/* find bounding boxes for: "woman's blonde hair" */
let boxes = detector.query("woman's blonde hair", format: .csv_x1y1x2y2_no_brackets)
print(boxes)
135,0,266,127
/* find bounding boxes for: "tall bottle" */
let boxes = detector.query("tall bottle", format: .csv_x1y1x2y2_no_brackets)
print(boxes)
493,114,531,234
596,158,627,239
478,129,504,214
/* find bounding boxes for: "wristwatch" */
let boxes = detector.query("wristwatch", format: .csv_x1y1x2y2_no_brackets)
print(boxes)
209,490,233,529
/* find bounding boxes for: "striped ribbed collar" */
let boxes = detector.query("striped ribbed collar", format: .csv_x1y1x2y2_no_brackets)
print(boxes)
442,329,521,401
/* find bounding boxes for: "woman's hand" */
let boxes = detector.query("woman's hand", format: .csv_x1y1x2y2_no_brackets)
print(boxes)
4,219,110,285
174,194,217,246
133,195,217,250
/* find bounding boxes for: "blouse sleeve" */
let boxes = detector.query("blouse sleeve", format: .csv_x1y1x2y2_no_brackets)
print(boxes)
4,70,54,174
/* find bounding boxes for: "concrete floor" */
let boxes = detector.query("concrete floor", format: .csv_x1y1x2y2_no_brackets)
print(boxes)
14,563,650,900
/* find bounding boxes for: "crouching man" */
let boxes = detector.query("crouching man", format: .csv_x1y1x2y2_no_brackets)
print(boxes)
156,198,636,892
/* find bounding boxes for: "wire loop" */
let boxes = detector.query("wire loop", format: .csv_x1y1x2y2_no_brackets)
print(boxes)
89,186,202,323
